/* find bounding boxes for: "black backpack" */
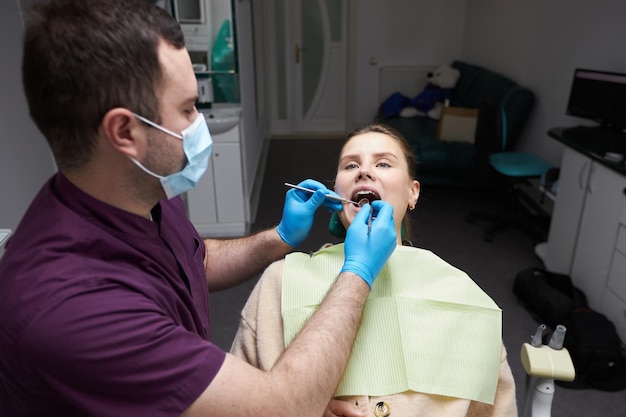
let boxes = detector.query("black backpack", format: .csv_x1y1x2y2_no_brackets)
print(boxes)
513,266,626,391
558,307,626,391
513,266,587,329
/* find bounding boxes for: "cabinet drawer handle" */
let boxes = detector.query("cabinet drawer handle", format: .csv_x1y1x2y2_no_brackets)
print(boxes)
623,187,626,196
579,160,589,190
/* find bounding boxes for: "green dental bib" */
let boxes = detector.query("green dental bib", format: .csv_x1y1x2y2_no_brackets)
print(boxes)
281,244,502,404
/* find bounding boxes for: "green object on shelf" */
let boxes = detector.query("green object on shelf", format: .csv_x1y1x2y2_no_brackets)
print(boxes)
211,19,239,103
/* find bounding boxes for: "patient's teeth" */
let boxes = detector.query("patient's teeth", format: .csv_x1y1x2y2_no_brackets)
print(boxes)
352,190,380,204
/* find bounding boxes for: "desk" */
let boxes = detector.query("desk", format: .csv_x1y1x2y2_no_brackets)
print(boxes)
545,127,626,341
549,127,626,176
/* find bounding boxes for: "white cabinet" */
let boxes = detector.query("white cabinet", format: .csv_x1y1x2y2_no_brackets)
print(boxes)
175,0,210,52
545,148,591,275
211,142,245,224
546,145,626,339
187,149,218,227
182,24,210,52
545,143,626,340
176,0,234,67
174,0,206,24
603,203,626,342
570,161,626,308
186,118,247,237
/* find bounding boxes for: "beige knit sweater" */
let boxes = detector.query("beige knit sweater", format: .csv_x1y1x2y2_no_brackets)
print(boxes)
231,253,518,417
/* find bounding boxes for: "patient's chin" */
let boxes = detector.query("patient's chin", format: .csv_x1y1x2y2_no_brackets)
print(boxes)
339,212,352,230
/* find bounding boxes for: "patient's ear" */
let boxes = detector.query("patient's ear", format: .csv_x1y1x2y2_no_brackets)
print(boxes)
409,180,420,208
101,108,144,159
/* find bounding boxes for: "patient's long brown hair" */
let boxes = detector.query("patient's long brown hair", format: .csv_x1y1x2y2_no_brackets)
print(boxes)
333,123,419,244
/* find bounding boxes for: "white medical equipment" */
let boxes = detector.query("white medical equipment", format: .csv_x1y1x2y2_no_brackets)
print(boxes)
521,324,576,417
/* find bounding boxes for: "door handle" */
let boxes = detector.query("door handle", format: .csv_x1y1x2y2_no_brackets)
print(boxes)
295,43,306,64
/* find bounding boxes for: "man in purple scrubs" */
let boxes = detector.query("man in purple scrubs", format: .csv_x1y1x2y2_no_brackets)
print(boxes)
0,1,398,416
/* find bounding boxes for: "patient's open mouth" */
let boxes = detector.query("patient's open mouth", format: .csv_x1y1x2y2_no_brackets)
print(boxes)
352,190,380,206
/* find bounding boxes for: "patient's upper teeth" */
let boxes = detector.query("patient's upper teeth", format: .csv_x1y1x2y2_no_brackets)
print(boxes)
352,190,380,203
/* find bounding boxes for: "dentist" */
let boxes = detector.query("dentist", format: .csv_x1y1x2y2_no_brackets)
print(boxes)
0,1,396,416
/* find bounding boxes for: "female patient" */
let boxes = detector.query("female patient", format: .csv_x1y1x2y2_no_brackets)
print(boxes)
231,124,517,417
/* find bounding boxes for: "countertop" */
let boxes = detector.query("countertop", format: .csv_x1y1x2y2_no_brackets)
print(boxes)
549,127,626,177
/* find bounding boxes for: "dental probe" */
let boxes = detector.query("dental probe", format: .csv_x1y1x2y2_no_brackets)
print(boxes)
358,198,374,235
284,182,359,205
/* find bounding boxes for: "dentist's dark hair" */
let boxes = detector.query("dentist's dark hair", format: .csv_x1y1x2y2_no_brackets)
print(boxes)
22,0,185,170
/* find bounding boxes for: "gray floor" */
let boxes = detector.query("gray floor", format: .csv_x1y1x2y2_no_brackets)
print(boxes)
208,138,626,417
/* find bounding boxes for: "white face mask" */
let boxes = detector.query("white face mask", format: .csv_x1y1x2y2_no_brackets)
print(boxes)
130,112,213,199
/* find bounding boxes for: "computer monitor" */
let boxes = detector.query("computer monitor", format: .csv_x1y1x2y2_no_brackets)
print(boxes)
566,68,626,131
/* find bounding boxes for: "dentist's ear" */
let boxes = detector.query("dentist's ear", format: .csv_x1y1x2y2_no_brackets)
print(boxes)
101,108,144,159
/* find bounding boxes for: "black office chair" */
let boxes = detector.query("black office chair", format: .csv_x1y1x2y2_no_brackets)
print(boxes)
467,101,553,242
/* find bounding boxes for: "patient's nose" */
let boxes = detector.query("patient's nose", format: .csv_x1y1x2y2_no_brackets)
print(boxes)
357,167,374,181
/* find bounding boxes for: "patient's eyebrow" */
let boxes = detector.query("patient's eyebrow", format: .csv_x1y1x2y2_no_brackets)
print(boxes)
339,152,399,164
372,151,400,161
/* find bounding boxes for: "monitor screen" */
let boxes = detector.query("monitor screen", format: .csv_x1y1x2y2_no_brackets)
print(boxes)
566,68,626,130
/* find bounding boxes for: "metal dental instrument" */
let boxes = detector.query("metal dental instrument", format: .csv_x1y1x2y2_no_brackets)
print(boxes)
284,182,373,234
284,182,359,206
358,198,373,235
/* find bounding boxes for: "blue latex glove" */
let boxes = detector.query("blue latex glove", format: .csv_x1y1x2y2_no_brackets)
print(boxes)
277,179,342,247
341,201,396,287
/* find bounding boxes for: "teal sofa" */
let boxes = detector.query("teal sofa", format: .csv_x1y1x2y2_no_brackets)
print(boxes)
380,60,535,188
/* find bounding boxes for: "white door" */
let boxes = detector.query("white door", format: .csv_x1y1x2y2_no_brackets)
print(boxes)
267,0,348,135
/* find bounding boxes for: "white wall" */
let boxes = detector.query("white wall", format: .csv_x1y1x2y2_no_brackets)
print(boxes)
352,0,468,127
235,0,269,223
0,0,56,254
462,0,626,165
351,0,626,165
4,0,626,244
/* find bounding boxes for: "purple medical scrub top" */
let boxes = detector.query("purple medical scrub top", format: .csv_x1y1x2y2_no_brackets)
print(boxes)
0,173,226,416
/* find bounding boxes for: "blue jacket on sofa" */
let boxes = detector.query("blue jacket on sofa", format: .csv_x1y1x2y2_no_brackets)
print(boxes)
380,60,535,187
